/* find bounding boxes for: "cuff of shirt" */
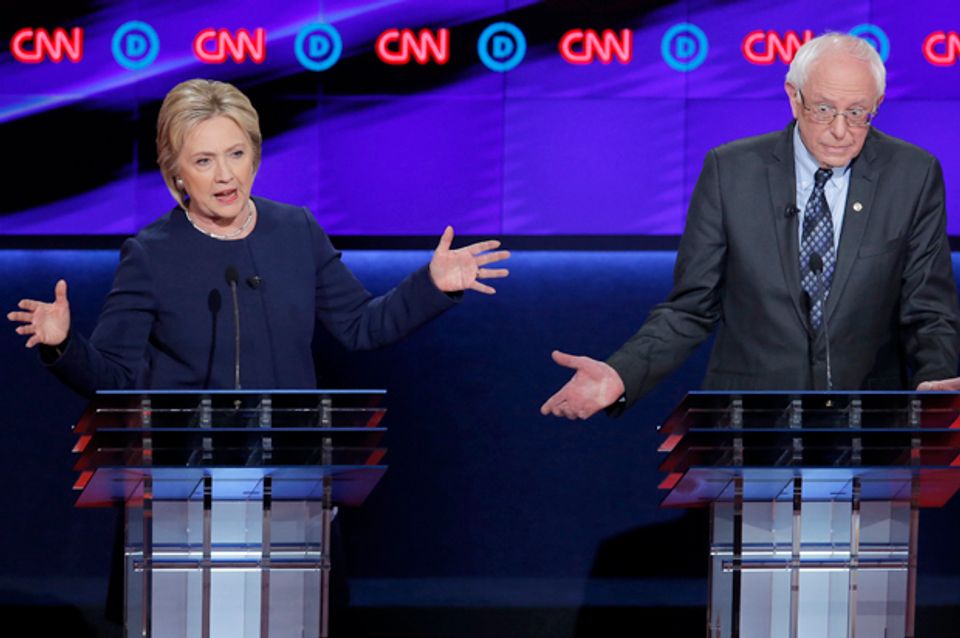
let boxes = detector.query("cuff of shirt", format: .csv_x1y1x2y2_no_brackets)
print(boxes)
39,332,72,365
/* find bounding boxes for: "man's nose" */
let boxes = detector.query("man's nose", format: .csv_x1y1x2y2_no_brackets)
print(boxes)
828,113,849,138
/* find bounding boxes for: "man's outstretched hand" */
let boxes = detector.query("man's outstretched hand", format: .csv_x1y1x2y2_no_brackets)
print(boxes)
540,351,625,420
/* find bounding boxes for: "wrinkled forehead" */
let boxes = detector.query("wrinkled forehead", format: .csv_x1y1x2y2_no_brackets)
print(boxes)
803,55,880,104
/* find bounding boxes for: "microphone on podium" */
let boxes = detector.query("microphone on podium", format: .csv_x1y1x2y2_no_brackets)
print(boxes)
225,266,241,390
808,253,832,392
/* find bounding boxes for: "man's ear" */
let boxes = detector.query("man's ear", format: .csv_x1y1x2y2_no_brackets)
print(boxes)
785,82,800,120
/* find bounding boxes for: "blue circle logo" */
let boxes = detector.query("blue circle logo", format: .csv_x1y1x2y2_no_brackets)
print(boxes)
112,21,160,70
849,24,890,63
295,23,343,72
478,22,526,72
661,23,708,72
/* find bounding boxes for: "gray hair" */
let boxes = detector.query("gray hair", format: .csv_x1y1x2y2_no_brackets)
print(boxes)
786,32,886,99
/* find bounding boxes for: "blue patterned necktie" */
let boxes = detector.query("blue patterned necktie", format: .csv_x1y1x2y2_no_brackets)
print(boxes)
799,167,835,331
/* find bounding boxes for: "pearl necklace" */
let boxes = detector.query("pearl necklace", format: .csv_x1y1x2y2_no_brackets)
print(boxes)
184,200,255,240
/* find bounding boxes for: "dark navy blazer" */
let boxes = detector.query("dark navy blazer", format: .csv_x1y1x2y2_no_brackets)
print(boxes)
46,197,456,396
607,124,960,408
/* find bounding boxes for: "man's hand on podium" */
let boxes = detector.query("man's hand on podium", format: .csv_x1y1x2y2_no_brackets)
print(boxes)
917,378,960,391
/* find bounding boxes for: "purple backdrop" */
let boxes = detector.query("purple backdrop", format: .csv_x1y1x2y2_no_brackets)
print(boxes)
2,0,959,236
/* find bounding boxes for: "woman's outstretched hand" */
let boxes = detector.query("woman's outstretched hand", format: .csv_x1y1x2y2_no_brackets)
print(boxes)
7,279,71,348
429,226,510,294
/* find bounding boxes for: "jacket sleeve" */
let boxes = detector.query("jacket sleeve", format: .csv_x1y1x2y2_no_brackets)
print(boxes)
307,209,458,351
43,238,156,397
605,149,726,412
899,157,960,386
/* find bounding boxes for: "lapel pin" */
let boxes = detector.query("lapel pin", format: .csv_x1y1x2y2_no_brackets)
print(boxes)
852,201,863,212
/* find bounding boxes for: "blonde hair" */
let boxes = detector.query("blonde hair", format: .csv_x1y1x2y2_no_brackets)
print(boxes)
156,79,262,208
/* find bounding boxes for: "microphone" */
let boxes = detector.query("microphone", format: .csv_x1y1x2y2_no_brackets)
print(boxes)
808,253,832,392
785,204,800,218
225,266,241,390
246,275,262,289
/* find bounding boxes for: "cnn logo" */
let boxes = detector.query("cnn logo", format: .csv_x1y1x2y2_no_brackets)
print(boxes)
11,27,83,63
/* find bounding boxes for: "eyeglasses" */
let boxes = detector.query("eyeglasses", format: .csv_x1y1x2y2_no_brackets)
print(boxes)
796,89,877,127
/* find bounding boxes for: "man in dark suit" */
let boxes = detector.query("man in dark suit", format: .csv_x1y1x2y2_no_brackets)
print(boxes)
542,32,960,419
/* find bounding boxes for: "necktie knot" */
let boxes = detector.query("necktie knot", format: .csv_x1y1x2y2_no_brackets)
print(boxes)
814,168,832,188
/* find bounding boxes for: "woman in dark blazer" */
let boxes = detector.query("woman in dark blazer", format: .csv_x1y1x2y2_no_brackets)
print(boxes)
8,78,509,392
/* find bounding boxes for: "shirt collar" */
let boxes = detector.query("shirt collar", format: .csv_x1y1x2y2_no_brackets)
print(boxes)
793,123,850,185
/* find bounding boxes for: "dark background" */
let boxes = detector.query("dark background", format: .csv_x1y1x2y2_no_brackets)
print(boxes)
4,250,960,636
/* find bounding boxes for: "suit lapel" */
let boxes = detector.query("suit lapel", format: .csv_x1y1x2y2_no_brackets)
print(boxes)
825,130,880,323
769,123,810,338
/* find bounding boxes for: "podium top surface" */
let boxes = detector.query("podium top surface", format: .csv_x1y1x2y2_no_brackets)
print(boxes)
76,389,388,434
659,391,960,435
94,389,387,396
72,389,391,506
657,392,960,508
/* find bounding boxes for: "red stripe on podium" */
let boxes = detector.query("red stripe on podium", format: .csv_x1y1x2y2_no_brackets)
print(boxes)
658,472,683,490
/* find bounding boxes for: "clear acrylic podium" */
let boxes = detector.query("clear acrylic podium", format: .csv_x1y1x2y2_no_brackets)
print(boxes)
72,390,389,638
657,392,960,638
